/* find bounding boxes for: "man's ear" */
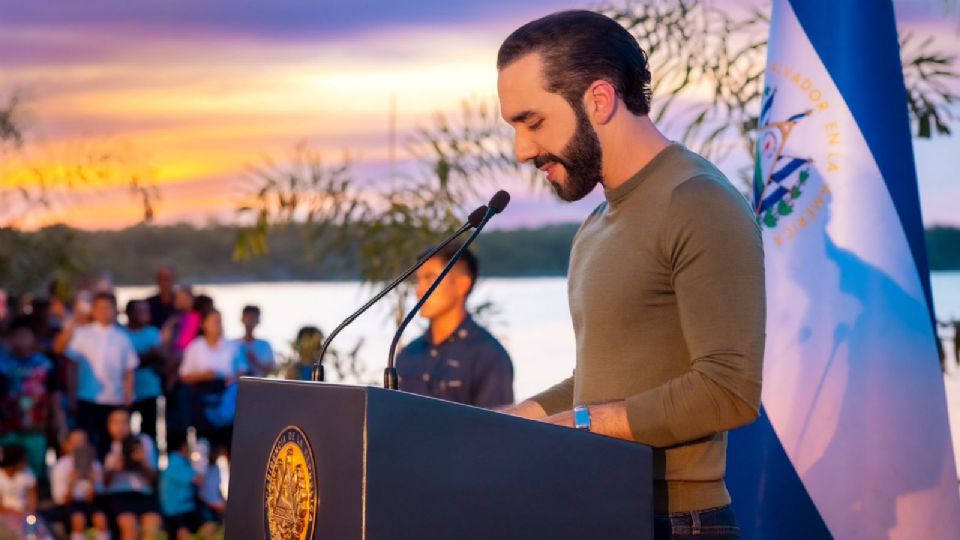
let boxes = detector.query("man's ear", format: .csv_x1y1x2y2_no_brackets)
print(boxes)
453,272,474,300
584,80,618,125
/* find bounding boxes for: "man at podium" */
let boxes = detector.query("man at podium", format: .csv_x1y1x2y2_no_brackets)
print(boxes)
496,11,765,539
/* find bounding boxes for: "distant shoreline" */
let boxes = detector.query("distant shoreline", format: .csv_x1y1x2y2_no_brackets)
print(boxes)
113,270,960,290
6,223,960,291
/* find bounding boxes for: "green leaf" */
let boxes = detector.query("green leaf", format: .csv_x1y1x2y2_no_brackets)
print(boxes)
777,200,794,216
763,212,778,228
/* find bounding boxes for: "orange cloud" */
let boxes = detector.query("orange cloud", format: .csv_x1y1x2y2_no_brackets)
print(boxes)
2,23,508,231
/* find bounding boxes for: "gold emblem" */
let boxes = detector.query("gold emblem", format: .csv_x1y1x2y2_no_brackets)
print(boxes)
264,426,318,540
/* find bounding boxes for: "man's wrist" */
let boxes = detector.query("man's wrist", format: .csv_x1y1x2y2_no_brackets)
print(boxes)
502,400,548,420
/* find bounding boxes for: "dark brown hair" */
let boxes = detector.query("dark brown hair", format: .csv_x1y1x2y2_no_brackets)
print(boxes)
497,10,652,116
92,291,117,307
418,243,479,295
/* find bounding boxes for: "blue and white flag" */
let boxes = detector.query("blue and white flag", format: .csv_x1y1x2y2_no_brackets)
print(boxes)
728,1,960,538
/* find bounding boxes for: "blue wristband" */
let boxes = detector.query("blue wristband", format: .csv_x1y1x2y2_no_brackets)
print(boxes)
573,405,591,431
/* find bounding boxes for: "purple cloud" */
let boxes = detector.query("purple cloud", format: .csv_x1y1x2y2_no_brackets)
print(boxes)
0,0,579,40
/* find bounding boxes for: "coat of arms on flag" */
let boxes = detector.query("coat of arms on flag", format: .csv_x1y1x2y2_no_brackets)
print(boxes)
752,87,815,230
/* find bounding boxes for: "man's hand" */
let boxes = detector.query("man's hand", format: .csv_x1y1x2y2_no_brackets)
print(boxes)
542,410,574,428
497,400,548,420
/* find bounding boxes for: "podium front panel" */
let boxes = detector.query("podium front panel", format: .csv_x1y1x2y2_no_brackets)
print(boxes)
225,379,366,539
226,380,653,540
364,389,653,540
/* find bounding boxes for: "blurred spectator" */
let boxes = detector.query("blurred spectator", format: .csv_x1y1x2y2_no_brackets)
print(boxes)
65,293,138,458
180,310,241,452
234,305,275,377
183,295,214,348
123,300,164,442
180,311,238,386
176,296,202,353
46,277,72,317
163,291,214,355
53,291,94,356
46,295,69,351
28,298,58,357
0,317,62,480
145,266,177,329
161,431,212,540
198,448,226,527
286,326,324,380
103,409,160,540
159,287,199,446
52,290,95,438
49,429,108,540
0,443,37,515
396,244,514,407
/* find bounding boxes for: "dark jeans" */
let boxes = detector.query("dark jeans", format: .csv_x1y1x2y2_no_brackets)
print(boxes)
131,397,158,441
654,505,740,540
76,400,126,460
164,383,193,445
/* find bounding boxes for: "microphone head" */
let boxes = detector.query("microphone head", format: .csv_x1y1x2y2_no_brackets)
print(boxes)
488,190,511,214
467,205,488,228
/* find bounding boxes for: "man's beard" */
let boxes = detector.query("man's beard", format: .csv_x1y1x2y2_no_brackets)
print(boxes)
533,105,603,202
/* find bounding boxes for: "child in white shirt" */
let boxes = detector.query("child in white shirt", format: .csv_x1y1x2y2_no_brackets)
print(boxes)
0,443,36,514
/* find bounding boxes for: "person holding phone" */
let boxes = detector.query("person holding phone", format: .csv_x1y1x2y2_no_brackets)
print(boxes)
103,409,160,540
50,429,108,540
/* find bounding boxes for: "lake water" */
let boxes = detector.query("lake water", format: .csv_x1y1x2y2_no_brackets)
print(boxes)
116,272,960,487
116,271,960,401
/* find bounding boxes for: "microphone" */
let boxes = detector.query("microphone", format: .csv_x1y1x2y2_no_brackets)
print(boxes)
310,204,489,382
384,190,511,389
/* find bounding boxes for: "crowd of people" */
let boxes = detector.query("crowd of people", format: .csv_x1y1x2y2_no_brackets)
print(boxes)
0,265,274,539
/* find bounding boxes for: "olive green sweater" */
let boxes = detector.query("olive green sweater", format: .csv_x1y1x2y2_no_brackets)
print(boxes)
530,143,765,514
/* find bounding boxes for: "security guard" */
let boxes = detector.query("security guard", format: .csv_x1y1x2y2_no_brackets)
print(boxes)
396,243,514,408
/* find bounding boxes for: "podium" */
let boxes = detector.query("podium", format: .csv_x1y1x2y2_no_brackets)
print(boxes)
225,378,653,539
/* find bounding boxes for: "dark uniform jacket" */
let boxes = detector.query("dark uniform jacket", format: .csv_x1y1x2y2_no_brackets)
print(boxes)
396,316,513,408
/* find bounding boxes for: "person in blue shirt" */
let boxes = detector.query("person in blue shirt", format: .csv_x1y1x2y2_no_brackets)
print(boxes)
396,243,514,408
198,447,227,526
0,317,62,480
233,305,275,377
124,300,164,442
160,430,210,539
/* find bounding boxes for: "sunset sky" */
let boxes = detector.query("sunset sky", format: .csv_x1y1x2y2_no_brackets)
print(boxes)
1,0,958,230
